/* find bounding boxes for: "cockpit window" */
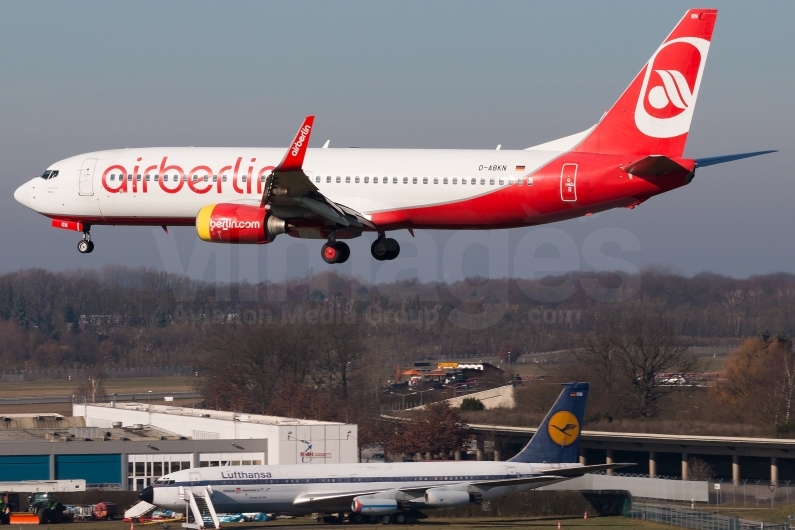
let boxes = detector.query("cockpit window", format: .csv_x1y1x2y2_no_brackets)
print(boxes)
40,170,59,180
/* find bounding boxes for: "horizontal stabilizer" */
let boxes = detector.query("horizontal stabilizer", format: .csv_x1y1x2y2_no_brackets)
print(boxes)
542,462,635,477
695,150,776,168
622,156,688,177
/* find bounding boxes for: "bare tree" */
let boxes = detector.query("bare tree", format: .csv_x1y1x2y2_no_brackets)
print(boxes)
393,401,469,459
312,325,363,399
613,314,699,418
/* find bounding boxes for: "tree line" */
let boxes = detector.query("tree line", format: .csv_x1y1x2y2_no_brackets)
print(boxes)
1,266,794,373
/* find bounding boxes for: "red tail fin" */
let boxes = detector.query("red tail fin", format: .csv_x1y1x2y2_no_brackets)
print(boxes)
575,9,718,158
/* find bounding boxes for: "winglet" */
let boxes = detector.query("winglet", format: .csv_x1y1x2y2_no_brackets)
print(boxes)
276,115,315,172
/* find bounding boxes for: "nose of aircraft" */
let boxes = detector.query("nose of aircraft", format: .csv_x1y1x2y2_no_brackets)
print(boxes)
139,485,154,504
14,181,31,209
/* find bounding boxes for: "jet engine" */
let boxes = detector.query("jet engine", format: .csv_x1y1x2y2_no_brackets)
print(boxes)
350,497,398,514
196,204,286,244
423,489,472,507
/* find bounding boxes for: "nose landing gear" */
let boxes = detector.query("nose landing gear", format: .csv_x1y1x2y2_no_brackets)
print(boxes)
371,236,400,261
77,229,94,254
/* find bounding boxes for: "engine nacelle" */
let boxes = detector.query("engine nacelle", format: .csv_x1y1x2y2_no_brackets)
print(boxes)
196,204,286,244
351,497,398,514
423,489,472,507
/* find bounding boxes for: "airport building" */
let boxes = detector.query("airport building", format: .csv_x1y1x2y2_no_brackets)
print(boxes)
0,404,357,492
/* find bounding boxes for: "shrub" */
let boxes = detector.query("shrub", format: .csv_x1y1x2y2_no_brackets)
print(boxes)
460,397,485,411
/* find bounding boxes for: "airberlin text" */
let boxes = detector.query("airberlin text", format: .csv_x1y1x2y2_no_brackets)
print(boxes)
101,156,275,196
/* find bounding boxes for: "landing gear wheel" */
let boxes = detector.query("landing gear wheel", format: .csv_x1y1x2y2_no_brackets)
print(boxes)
351,514,364,524
394,514,407,524
367,515,378,524
77,240,94,254
371,238,389,261
380,514,392,525
384,238,400,260
371,237,400,261
321,242,350,264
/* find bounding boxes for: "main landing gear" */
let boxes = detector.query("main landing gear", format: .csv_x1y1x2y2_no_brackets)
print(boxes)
321,241,350,264
77,228,94,254
371,236,400,261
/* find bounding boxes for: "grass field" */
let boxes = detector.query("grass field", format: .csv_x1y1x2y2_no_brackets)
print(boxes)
0,376,197,398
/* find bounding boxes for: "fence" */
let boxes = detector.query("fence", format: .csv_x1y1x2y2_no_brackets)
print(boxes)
626,502,787,530
0,366,198,382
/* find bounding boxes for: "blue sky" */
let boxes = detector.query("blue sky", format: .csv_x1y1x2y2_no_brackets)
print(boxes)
1,1,791,284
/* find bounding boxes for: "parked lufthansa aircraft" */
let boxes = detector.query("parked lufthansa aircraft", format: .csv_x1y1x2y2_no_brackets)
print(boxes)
14,9,773,264
139,383,627,524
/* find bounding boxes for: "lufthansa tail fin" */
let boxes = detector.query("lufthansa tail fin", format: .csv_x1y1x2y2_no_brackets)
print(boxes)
574,9,718,158
508,382,588,464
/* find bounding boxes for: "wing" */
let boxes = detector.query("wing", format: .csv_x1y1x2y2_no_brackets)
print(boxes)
261,116,375,231
291,475,570,511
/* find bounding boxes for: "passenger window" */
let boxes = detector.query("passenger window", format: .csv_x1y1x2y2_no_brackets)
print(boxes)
443,177,448,184
518,178,524,186
527,177,534,186
192,175,198,182
480,178,485,185
489,178,494,185
508,178,515,185
315,176,320,183
242,176,247,183
403,177,408,184
412,177,418,184
146,175,151,181
373,177,378,184
422,177,428,184
336,176,341,183
499,179,504,185
347,176,352,183
110,174,115,181
326,176,331,183
222,175,227,182
137,174,142,181
452,177,457,184
204,175,208,182
462,178,466,185
392,177,397,184
471,178,477,185
433,177,438,184
364,176,369,183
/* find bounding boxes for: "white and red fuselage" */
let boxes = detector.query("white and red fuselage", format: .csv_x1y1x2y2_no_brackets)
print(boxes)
16,9,769,261
16,141,689,231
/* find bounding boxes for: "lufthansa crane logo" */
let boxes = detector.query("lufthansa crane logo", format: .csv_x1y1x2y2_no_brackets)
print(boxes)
547,411,580,447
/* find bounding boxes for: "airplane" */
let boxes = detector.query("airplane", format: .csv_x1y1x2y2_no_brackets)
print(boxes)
14,8,774,264
138,382,630,524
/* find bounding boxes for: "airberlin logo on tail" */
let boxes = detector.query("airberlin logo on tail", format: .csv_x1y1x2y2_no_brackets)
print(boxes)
291,125,311,157
634,37,710,139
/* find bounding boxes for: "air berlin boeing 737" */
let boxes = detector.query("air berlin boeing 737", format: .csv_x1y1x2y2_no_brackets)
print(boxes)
14,9,773,263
